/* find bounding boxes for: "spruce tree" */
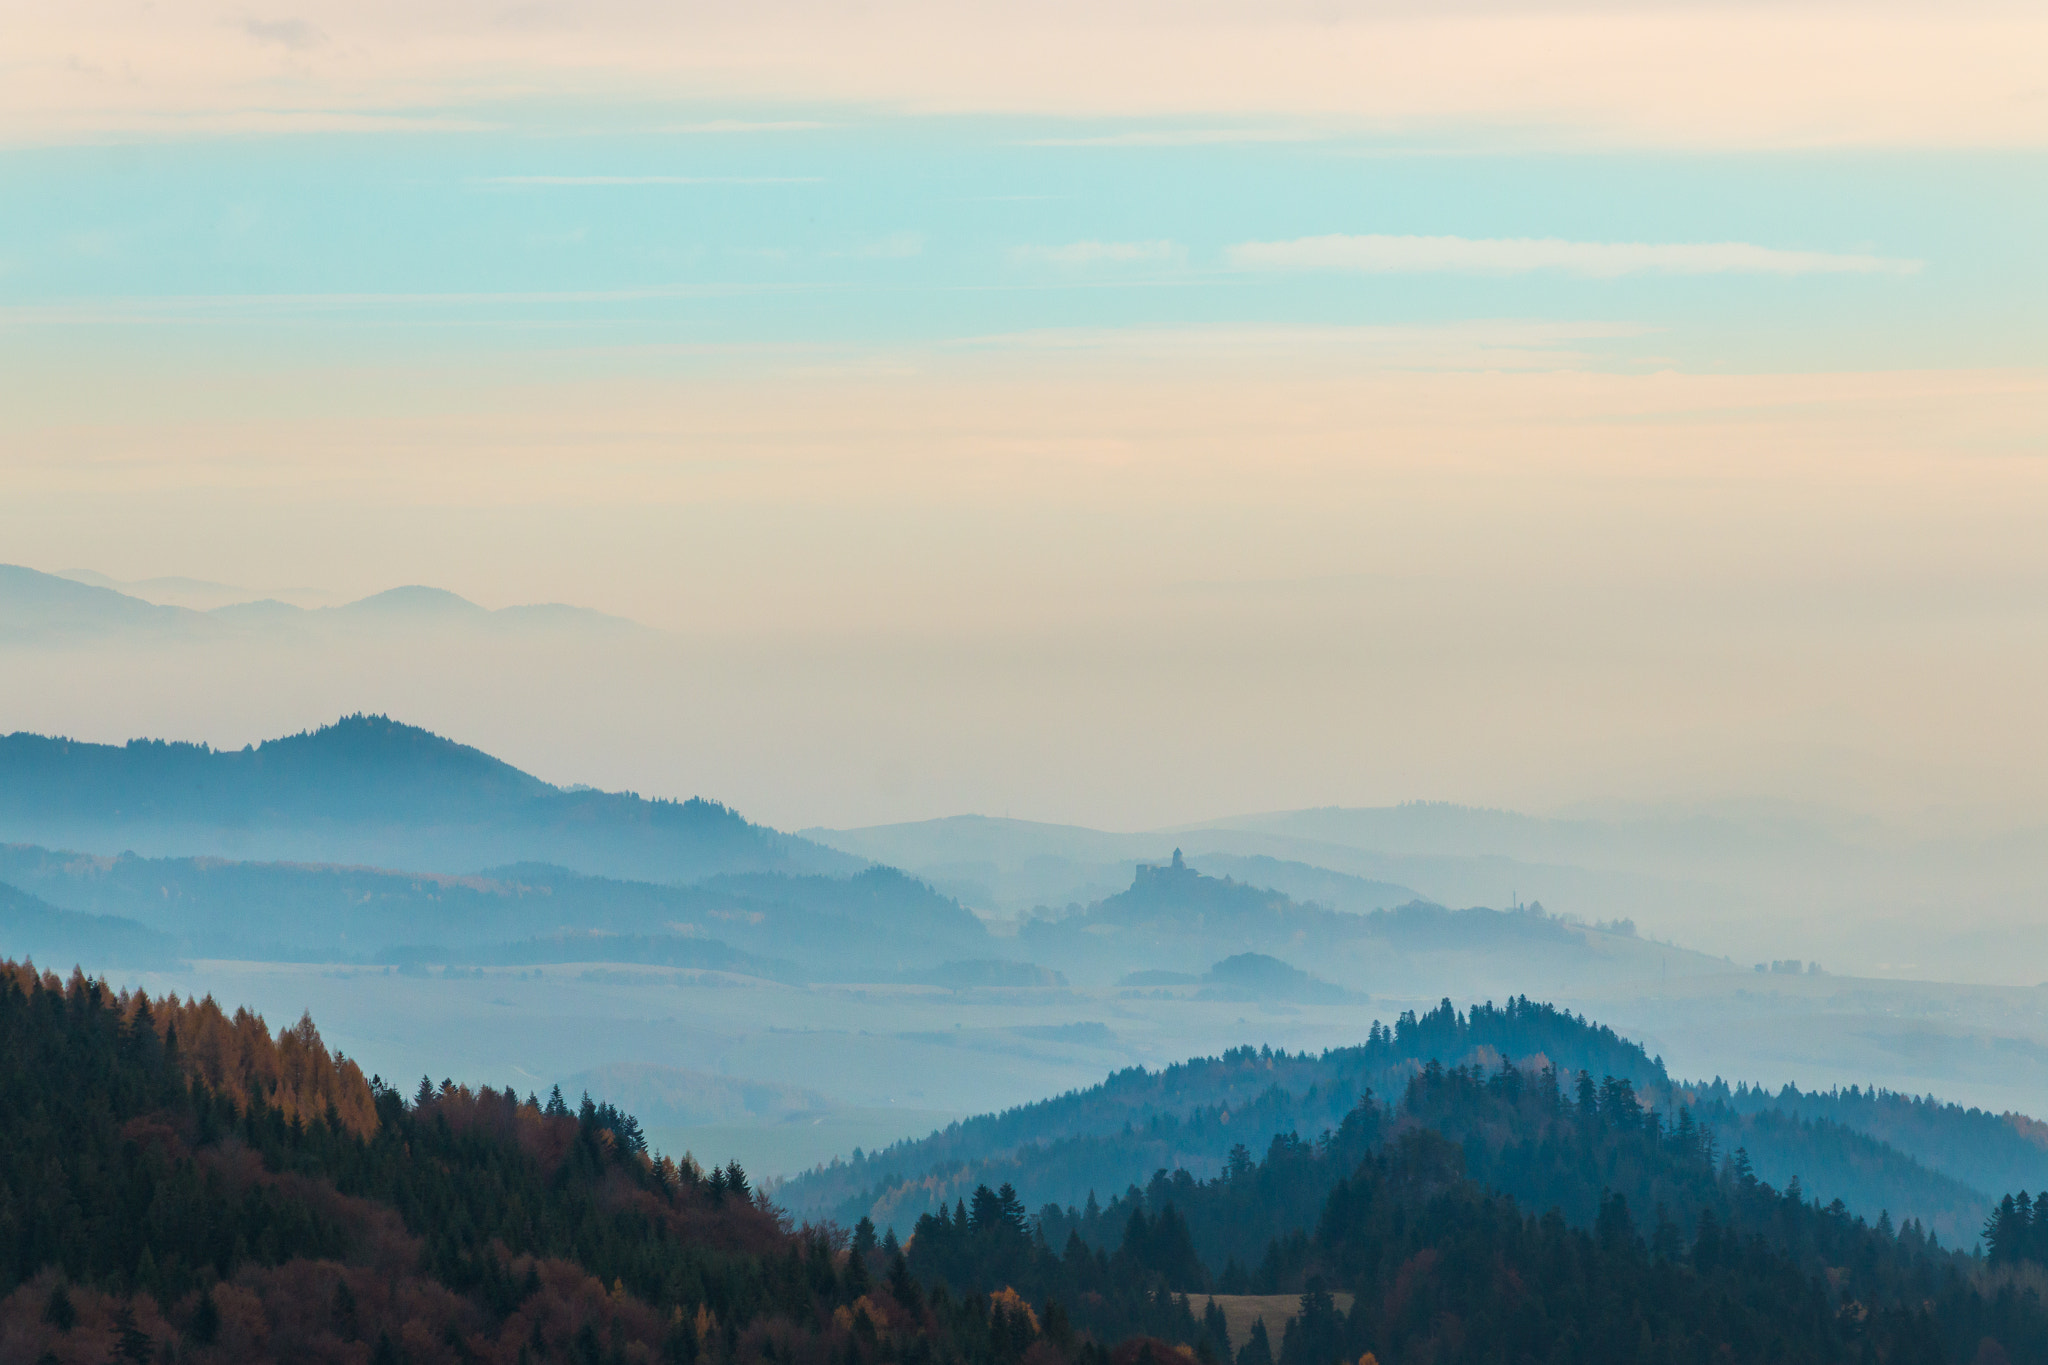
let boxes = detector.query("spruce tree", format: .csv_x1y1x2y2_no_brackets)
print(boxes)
1238,1316,1274,1365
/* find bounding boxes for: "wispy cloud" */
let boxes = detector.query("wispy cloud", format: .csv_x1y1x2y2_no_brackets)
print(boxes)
474,176,822,187
945,320,1649,372
236,17,325,50
1011,240,1183,267
1227,234,1922,277
662,120,831,134
1022,129,1314,148
18,5,2048,150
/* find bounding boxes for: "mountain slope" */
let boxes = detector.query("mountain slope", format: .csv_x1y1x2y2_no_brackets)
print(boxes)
783,999,2017,1248
0,956,1276,1361
0,564,213,644
4,564,644,641
0,881,181,971
780,997,1671,1228
0,714,857,881
9,956,2047,1365
0,844,991,974
1725,1080,2048,1208
901,1054,2045,1365
1014,851,1671,987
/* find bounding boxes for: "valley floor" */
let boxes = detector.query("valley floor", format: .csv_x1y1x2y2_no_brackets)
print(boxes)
94,955,2048,1181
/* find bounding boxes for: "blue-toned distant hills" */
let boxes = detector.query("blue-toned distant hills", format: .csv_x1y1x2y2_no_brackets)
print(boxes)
0,880,182,972
0,563,643,644
0,839,997,973
0,712,856,881
780,997,2039,1252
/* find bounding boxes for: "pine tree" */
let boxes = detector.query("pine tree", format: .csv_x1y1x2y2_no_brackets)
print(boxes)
996,1183,1030,1237
190,1288,220,1344
1238,1316,1274,1365
1202,1299,1231,1360
888,1251,923,1314
971,1184,1004,1232
112,1303,154,1362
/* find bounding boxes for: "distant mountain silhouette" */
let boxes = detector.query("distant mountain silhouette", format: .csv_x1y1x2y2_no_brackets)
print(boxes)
56,568,332,611
1198,951,1352,1003
558,1061,837,1128
0,841,989,974
376,931,804,982
334,585,489,619
0,564,644,643
1017,849,1597,983
0,714,855,881
0,564,211,643
0,880,182,972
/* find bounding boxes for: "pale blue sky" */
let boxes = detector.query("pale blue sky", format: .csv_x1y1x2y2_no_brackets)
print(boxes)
5,6,2048,833
6,113,2038,373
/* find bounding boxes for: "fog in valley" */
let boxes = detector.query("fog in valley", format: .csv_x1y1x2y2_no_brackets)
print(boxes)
11,1,2048,1355
9,560,2048,1239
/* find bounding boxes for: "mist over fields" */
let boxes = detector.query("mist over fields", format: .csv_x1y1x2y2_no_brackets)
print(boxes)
8,569,2048,1251
10,577,2048,1354
9,3,2048,1353
10,563,2048,989
8,654,2048,1220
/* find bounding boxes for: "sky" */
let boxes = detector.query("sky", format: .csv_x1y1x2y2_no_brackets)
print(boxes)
3,0,2047,833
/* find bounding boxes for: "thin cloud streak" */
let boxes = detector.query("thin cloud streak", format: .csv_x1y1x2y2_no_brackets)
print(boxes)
1229,234,1923,277
1021,128,1314,147
11,2,2045,150
474,175,823,186
662,120,832,133
10,2,2047,150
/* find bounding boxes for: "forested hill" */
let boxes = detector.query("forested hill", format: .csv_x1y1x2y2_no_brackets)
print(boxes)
0,955,1186,1363
0,845,992,976
907,1064,2048,1365
784,999,2026,1247
1012,850,1663,986
780,997,1666,1228
0,880,182,971
12,958,2048,1364
0,714,857,881
1722,1080,2048,1209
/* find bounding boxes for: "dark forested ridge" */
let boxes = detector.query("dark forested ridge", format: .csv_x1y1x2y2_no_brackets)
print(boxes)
784,999,1673,1228
784,1000,2020,1248
901,1055,2048,1364
1723,1080,2048,1210
0,714,857,881
0,955,1151,1363
10,958,2048,1364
